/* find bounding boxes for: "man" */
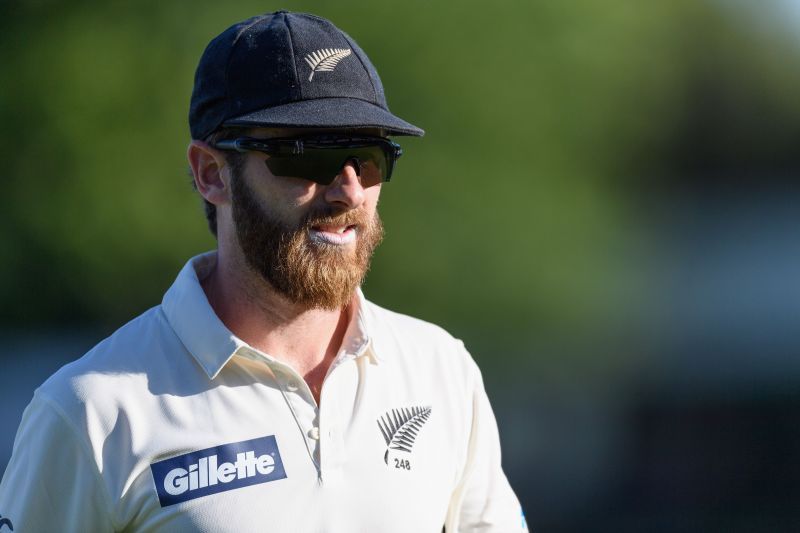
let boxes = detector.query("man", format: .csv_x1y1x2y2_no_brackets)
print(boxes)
0,11,526,532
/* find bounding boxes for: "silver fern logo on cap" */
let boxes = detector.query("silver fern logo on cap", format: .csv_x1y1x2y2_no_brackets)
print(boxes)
304,48,352,81
377,406,432,465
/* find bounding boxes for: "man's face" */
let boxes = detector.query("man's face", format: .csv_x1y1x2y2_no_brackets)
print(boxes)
228,128,385,310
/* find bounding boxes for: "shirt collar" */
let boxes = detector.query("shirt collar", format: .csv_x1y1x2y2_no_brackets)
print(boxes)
161,252,246,379
161,252,379,380
346,287,381,364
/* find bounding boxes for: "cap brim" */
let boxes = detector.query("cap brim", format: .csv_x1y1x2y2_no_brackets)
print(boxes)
223,97,424,137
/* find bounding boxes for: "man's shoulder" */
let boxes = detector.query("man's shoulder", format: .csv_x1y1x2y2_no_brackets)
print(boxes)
362,298,479,371
363,297,459,345
36,305,183,417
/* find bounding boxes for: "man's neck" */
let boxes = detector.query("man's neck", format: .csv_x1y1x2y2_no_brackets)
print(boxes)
200,251,350,404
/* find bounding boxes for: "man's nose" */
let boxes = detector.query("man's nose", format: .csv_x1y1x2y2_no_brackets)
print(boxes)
324,159,366,208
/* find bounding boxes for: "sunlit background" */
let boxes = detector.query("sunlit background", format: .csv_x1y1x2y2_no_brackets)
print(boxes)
2,1,800,531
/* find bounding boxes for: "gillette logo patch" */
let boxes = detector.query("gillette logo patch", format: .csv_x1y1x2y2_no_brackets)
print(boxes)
150,435,287,506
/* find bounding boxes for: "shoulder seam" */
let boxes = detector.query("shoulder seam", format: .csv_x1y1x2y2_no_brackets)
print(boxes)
34,391,120,531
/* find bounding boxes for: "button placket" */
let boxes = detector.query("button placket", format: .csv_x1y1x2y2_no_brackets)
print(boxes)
317,362,349,482
269,363,321,470
288,387,321,466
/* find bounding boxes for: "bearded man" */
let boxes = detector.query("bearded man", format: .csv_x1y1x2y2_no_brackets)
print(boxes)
0,11,526,532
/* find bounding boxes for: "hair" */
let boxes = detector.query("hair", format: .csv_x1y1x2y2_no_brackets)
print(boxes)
191,127,250,237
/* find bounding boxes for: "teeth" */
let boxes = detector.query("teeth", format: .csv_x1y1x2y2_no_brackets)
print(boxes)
313,225,351,234
309,226,356,245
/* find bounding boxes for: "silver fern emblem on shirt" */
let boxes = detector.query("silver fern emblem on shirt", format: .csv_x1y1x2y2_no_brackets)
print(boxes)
377,406,432,465
304,48,352,81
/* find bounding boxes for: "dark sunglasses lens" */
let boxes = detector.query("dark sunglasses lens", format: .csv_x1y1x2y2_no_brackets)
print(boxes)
264,151,338,184
264,145,390,186
347,146,388,187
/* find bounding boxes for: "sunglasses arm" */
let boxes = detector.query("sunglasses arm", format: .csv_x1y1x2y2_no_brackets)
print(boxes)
213,138,303,155
213,139,249,153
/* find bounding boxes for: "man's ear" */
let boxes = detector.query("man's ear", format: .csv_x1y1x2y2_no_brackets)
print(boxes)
187,140,231,206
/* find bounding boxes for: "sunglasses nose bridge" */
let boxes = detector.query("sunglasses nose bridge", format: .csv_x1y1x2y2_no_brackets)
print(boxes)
341,156,362,177
324,158,368,208
326,156,363,189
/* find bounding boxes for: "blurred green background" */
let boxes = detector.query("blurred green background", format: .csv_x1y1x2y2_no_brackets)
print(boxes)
3,1,800,531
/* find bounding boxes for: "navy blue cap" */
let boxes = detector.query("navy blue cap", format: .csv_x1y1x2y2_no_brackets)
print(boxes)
189,11,424,140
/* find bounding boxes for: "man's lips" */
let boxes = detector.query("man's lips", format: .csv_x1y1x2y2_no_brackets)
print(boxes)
309,224,357,245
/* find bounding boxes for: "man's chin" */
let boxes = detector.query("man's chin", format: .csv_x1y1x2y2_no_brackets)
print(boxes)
259,247,367,310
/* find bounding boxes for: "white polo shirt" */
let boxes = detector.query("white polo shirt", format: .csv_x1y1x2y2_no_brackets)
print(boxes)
0,252,527,532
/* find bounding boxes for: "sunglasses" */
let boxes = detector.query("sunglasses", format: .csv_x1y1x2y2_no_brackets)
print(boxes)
213,136,403,187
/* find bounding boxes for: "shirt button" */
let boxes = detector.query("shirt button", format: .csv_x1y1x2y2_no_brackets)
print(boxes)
286,380,299,392
308,427,320,440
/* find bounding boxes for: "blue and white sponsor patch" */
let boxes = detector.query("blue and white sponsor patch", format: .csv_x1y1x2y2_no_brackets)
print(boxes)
150,435,287,507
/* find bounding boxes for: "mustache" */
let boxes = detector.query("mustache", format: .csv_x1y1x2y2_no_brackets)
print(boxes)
302,207,371,229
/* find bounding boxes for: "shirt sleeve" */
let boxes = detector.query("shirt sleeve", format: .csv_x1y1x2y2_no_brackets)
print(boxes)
0,392,115,532
444,355,529,532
